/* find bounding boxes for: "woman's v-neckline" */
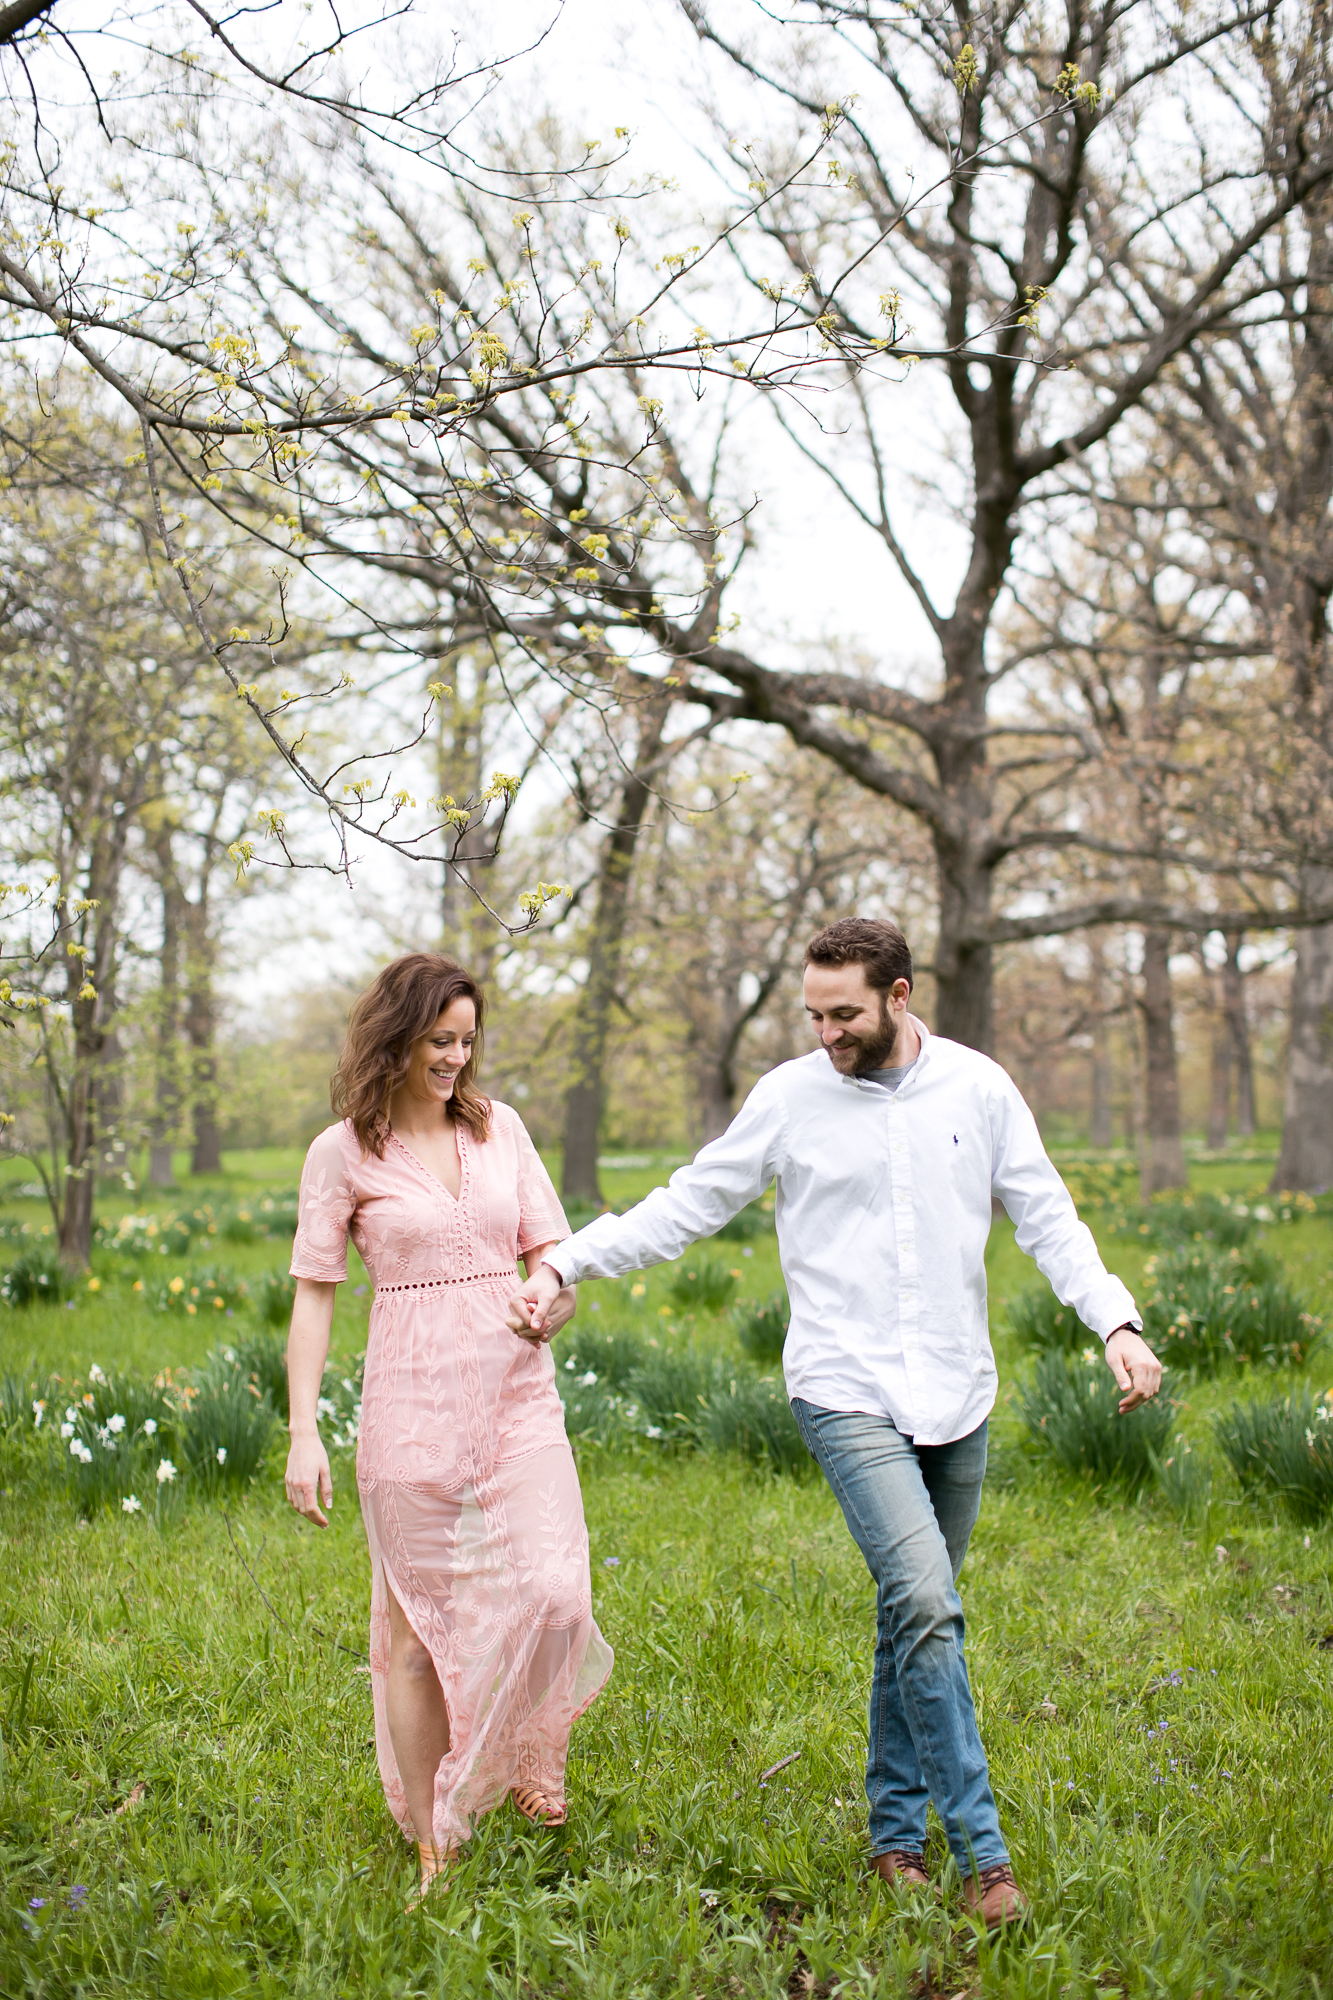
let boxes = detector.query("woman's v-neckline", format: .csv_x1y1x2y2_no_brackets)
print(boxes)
388,1123,466,1205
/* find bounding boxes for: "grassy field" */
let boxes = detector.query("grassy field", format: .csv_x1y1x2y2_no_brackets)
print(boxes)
2,1146,1332,1998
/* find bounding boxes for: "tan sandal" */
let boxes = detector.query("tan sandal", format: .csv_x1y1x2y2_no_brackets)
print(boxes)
405,1839,456,1911
511,1783,568,1827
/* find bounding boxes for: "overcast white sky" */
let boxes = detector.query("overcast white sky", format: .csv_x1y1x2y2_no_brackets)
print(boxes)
207,0,957,1011
8,0,974,1013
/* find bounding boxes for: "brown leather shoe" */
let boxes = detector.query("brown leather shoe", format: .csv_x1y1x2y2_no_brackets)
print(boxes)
872,1848,933,1891
962,1863,1028,1929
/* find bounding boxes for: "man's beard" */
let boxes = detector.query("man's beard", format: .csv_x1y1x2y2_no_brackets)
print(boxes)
826,997,903,1076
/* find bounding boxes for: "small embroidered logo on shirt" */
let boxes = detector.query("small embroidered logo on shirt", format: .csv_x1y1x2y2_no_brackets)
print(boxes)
953,1134,959,1144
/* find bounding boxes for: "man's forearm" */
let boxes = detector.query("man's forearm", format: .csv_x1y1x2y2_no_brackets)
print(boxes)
550,1131,775,1282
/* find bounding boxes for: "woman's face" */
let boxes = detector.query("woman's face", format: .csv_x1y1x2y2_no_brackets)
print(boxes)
401,997,477,1113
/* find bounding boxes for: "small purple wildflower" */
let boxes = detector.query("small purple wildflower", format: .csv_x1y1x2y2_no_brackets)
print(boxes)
68,1885,88,1910
603,1557,620,1568
29,1898,46,1910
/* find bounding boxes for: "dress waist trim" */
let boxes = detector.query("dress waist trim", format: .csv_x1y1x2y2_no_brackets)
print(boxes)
374,1271,515,1295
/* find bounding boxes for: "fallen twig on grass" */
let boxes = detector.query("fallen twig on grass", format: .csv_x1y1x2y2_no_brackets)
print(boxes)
759,1750,802,1784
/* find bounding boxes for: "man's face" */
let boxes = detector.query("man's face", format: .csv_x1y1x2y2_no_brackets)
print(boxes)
803,962,909,1076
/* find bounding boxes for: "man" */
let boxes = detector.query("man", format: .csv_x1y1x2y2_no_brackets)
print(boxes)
508,917,1161,1927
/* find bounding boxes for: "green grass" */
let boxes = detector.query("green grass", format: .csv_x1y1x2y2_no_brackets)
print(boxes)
2,1155,1333,1995
1020,1350,1175,1488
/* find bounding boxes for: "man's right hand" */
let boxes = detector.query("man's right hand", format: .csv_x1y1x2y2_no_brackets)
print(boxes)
506,1261,566,1340
1105,1326,1163,1412
285,1431,333,1526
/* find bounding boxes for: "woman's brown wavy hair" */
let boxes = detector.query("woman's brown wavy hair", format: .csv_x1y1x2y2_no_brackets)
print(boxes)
332,953,490,1157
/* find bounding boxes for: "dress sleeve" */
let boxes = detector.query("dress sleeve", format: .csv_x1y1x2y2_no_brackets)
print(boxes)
289,1125,358,1283
509,1110,569,1256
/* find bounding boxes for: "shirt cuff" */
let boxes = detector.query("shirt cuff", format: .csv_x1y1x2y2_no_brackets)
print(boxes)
1085,1279,1141,1342
542,1241,576,1286
1103,1315,1143,1341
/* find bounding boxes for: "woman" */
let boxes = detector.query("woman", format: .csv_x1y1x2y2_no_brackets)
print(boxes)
284,953,611,1903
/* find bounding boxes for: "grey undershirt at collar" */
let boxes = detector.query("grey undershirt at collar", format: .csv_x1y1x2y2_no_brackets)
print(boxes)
862,1058,918,1093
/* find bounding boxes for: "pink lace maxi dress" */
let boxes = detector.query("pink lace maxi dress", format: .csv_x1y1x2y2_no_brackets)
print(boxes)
290,1103,613,1851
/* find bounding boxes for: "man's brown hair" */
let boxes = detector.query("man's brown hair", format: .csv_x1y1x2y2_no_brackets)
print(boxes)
803,917,914,993
332,952,490,1156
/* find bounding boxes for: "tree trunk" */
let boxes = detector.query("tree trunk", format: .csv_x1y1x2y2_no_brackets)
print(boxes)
94,1020,128,1182
57,930,116,1274
436,659,500,979
1090,1012,1114,1147
1139,929,1187,1194
694,999,753,1146
561,695,672,1205
186,894,222,1176
1271,892,1333,1192
57,993,99,1275
57,838,124,1273
92,952,125,1175
149,829,184,1187
1206,961,1231,1151
188,1032,221,1175
932,847,994,1051
698,1057,737,1147
1223,933,1255,1138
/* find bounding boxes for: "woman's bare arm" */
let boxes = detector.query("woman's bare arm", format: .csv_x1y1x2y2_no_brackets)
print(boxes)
285,1277,337,1526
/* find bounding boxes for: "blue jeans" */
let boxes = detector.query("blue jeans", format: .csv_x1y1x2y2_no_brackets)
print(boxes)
791,1400,1007,1874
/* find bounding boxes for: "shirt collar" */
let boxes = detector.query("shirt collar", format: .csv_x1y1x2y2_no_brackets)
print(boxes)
836,1014,932,1091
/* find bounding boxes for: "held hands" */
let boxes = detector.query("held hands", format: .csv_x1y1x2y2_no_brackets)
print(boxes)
285,1431,333,1527
506,1262,576,1344
1105,1327,1163,1413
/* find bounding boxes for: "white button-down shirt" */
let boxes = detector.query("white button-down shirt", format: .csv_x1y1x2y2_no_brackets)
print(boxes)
548,1020,1140,1446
